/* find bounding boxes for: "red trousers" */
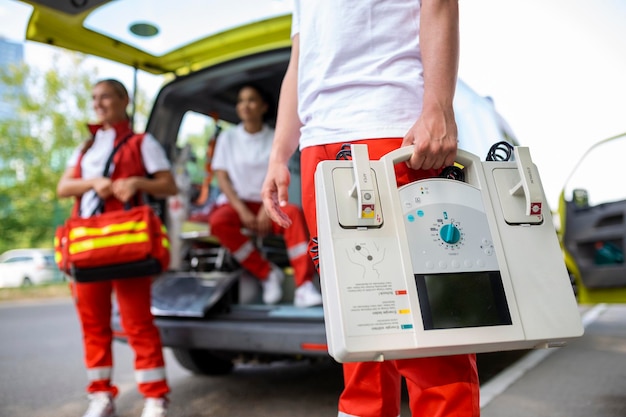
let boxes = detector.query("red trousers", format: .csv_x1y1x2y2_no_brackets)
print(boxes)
208,201,314,286
301,139,480,417
71,278,169,399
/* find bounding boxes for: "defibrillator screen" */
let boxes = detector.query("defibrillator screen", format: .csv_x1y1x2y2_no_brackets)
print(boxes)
415,272,512,330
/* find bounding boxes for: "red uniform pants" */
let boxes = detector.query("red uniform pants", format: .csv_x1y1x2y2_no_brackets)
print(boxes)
208,201,314,287
301,139,480,417
71,277,169,399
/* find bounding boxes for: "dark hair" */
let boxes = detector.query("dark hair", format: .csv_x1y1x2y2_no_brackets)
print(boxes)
237,83,275,122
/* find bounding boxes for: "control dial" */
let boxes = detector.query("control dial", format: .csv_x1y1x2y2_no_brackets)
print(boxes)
440,223,461,244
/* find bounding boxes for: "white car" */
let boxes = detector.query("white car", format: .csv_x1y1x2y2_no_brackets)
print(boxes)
0,249,62,288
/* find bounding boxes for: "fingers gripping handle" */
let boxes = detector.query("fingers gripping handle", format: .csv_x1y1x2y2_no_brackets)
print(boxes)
381,146,476,171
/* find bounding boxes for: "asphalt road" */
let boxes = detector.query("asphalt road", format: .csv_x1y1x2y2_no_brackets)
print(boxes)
0,297,528,417
481,304,626,417
0,298,344,417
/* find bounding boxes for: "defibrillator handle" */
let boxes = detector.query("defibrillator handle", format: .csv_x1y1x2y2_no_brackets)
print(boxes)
382,146,477,168
380,146,482,190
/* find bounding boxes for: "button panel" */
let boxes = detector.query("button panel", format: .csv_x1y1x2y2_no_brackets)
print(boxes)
399,179,499,273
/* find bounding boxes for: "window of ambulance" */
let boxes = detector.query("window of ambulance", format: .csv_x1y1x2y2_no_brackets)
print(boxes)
563,135,626,207
454,80,518,159
175,111,228,221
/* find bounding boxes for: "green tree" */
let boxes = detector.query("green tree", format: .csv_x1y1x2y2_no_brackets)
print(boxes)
0,51,152,254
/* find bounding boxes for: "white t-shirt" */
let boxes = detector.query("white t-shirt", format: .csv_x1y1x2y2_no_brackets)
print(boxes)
211,123,275,204
292,0,424,149
67,128,171,217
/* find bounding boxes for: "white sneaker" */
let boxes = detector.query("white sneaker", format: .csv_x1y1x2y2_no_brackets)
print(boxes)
141,397,168,417
83,392,115,417
262,265,284,304
294,281,323,308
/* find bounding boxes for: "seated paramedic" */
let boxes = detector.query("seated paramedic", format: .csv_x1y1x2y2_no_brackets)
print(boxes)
208,83,323,307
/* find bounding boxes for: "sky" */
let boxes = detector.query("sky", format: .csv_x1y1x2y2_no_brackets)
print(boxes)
1,0,626,209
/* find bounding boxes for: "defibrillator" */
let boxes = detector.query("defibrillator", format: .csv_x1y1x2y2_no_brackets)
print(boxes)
315,145,584,363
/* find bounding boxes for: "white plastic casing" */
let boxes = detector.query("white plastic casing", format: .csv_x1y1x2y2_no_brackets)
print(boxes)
315,146,583,363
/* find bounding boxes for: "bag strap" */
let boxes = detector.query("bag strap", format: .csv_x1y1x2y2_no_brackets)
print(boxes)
88,133,135,216
102,132,134,178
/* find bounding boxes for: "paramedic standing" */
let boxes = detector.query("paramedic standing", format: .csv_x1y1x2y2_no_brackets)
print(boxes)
209,83,323,307
57,79,178,417
262,1,479,417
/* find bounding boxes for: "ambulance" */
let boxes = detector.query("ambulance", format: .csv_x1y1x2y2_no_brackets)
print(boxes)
17,0,519,374
557,132,626,304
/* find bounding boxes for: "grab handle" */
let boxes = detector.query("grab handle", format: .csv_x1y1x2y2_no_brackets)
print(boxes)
381,146,478,173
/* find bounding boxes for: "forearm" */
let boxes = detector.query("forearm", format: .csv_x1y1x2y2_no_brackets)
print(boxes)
271,34,302,166
261,34,301,226
57,178,96,198
402,1,459,170
420,0,459,112
57,168,99,198
130,171,178,198
215,171,248,213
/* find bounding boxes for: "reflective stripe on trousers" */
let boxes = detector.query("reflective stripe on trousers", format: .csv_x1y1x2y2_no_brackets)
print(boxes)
87,366,112,382
135,367,167,384
232,240,255,264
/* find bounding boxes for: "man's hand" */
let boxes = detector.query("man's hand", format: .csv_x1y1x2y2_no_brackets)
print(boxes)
262,162,293,228
401,104,458,170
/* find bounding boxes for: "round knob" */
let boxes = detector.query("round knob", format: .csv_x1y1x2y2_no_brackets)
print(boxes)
440,224,461,244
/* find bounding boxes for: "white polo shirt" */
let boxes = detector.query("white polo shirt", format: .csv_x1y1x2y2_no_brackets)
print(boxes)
211,123,274,205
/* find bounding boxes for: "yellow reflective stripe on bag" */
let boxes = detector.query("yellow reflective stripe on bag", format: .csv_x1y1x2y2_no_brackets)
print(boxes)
69,231,150,255
69,220,148,239
160,224,170,249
